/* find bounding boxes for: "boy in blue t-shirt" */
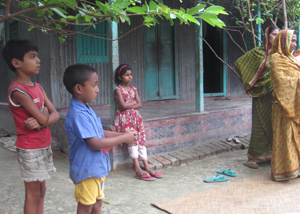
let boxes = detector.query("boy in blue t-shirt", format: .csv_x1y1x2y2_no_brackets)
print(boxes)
63,64,136,214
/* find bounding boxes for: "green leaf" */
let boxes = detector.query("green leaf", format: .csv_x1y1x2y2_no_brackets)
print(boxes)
119,13,131,24
28,25,35,31
76,14,86,23
62,0,78,8
144,17,156,23
255,18,264,24
54,23,62,29
1,2,5,6
248,18,254,21
47,0,61,6
126,7,145,14
66,15,76,19
205,6,228,15
50,8,67,18
187,4,206,15
149,0,157,11
183,14,200,25
58,36,65,43
114,0,131,10
200,11,218,19
85,15,91,22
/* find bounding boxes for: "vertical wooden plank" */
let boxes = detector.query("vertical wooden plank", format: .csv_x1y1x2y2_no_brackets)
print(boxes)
195,20,204,112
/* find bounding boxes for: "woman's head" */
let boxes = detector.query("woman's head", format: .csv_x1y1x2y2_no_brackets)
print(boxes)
267,26,280,46
271,29,297,56
114,64,132,85
290,32,297,53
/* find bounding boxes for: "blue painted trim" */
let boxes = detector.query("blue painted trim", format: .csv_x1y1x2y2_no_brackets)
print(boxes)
109,20,119,122
256,4,262,46
204,93,225,97
222,26,227,96
195,20,204,112
174,20,178,100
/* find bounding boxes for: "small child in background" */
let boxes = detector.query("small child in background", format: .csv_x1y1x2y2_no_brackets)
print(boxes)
63,64,136,214
2,39,59,214
114,64,164,181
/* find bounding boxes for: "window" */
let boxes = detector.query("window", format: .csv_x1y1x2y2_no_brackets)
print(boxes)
76,21,108,63
6,20,20,40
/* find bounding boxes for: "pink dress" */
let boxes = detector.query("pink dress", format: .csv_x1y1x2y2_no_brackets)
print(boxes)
114,86,145,146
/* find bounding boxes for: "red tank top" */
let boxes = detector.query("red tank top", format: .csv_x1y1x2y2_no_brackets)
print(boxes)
8,81,51,149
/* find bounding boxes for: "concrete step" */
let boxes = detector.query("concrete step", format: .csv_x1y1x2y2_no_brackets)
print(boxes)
147,135,249,170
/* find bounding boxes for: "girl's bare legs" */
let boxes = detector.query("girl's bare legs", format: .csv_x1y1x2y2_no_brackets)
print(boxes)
77,199,103,214
142,159,156,175
24,180,46,214
133,158,149,177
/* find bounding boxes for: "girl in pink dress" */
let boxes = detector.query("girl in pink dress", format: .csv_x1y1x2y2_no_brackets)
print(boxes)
114,64,164,181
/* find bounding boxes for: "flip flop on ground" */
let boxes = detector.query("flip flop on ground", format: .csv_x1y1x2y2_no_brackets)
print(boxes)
136,174,155,181
217,169,237,177
150,171,164,178
203,174,228,183
243,160,259,169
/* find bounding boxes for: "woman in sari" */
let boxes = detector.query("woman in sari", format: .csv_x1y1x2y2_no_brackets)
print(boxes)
234,26,279,169
269,29,299,182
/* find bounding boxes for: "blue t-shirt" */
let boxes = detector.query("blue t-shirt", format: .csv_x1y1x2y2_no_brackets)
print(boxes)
65,98,111,184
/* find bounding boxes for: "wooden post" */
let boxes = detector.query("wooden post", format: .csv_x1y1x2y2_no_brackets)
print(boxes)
195,20,204,112
108,15,119,122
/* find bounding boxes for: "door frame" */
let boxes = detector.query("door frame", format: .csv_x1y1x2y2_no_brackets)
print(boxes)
204,28,227,97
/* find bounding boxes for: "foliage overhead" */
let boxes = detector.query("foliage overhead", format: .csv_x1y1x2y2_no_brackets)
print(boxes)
0,0,228,42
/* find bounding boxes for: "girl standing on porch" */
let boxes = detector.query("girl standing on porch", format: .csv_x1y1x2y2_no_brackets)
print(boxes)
114,64,164,181
234,26,279,169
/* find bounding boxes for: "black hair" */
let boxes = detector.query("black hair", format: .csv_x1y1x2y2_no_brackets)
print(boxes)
268,26,279,35
114,64,132,85
63,63,97,95
2,39,38,72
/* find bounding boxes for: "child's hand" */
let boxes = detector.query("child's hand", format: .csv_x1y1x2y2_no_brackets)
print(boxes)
123,129,137,144
130,128,138,141
42,106,49,115
24,117,42,130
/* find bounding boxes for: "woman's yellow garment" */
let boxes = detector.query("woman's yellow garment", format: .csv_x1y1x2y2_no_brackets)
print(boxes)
270,29,300,181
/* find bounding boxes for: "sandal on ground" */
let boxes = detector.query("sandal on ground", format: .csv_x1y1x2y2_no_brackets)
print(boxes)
203,174,228,183
150,171,164,178
217,169,237,177
244,160,259,169
136,174,155,181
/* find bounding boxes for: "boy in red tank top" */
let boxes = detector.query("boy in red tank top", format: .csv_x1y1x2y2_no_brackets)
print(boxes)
2,39,59,214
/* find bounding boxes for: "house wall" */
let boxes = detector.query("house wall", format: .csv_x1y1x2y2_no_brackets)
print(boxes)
0,1,248,107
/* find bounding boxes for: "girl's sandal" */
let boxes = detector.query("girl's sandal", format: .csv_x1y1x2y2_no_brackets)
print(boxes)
150,171,164,178
244,160,259,169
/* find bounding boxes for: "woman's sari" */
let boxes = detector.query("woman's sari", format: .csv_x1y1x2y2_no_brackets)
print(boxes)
270,30,300,181
234,27,274,162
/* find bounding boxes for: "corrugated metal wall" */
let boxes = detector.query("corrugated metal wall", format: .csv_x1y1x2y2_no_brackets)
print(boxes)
118,16,145,101
48,34,110,108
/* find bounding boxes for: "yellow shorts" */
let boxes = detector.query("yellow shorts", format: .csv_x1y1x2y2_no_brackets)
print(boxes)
75,177,106,205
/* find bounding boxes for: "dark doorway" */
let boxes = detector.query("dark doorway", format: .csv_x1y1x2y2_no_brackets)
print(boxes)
203,23,223,94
